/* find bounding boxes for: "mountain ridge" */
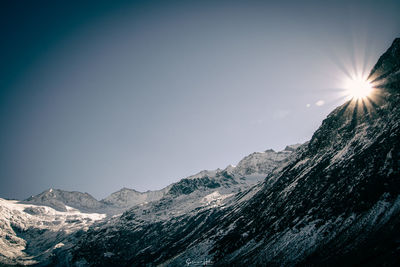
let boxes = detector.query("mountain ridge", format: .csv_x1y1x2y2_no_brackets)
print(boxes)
22,145,299,215
0,145,300,265
53,38,400,266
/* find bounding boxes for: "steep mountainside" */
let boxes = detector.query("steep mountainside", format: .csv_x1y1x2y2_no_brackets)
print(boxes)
54,38,400,266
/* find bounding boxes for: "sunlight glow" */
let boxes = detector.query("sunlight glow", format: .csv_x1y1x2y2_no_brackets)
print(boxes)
326,43,381,119
344,76,373,100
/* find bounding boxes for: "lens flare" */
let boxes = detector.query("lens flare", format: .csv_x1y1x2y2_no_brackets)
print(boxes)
344,76,373,100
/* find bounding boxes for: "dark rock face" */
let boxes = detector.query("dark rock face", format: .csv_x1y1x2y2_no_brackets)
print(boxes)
168,177,222,196
54,39,400,266
369,38,400,85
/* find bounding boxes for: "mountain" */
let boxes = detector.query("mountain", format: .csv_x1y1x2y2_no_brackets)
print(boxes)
24,188,106,213
226,144,301,182
50,38,400,266
103,147,299,225
100,187,170,208
0,146,297,265
165,145,301,197
0,198,105,266
22,146,296,215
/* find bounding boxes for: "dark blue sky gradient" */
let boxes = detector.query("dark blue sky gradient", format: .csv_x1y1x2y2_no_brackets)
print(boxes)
1,0,399,199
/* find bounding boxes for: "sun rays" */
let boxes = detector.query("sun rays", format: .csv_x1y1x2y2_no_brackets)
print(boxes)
337,73,380,125
325,39,386,123
343,75,373,100
327,54,385,127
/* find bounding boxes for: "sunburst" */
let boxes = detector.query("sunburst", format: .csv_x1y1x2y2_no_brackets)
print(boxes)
344,76,373,100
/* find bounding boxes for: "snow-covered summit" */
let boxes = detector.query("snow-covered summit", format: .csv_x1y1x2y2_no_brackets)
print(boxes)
185,145,300,183
23,145,300,215
224,145,300,181
24,188,105,213
101,186,170,208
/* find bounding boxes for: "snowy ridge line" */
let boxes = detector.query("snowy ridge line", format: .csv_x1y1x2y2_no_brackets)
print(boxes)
22,144,301,215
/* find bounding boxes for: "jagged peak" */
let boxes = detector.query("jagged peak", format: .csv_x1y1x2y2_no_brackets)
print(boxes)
283,143,302,152
186,169,221,180
26,188,99,202
119,187,139,192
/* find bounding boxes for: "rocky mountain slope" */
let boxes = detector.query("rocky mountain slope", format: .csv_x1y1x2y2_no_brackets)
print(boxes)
0,146,297,265
50,38,400,266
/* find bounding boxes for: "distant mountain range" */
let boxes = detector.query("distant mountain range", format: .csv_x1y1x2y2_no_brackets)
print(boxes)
21,144,299,215
0,145,299,265
1,38,399,266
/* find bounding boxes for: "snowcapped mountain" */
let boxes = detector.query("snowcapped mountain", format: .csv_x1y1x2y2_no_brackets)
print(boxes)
46,38,400,266
100,187,170,208
22,146,297,216
102,147,299,225
0,144,297,265
226,144,301,182
0,198,105,266
166,145,301,196
24,188,107,213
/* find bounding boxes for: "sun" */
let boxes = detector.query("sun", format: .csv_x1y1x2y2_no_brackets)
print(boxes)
345,77,373,100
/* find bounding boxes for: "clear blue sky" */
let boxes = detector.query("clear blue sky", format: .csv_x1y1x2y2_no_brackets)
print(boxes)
1,0,399,199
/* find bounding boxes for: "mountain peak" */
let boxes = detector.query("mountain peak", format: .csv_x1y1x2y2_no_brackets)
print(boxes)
119,187,138,192
283,143,302,152
24,188,103,212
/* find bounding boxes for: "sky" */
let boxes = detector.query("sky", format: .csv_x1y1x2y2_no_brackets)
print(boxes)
0,0,399,200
